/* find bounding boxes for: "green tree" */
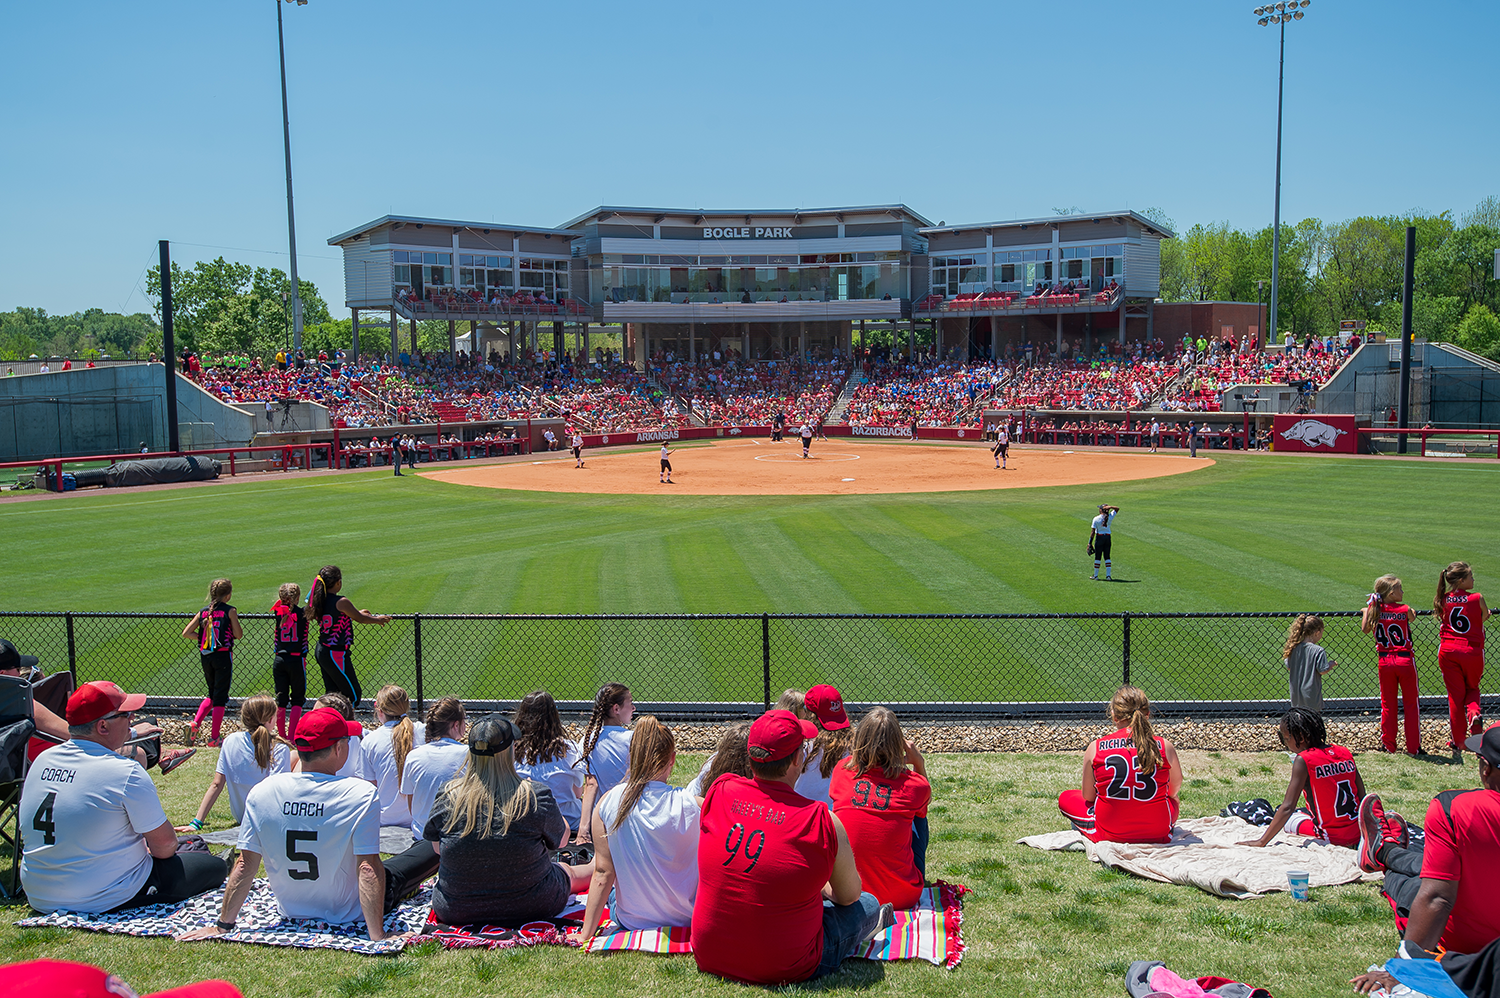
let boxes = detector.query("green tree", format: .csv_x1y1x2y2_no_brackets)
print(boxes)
146,256,328,360
1454,303,1500,359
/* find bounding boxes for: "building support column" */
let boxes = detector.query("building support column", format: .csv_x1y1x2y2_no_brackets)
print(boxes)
583,322,591,363
1146,300,1155,343
689,320,696,363
469,320,477,362
448,319,456,361
859,319,866,357
1119,300,1127,347
389,309,398,360
1056,313,1063,356
908,322,916,360
553,321,563,359
409,317,417,358
507,321,515,360
799,322,806,363
934,317,942,361
351,308,360,363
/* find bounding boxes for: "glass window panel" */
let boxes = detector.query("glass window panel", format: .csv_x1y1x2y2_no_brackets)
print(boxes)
394,251,408,263
700,256,729,265
1066,260,1083,279
1109,244,1123,255
1043,261,1053,280
394,265,410,284
961,265,987,284
423,252,438,265
621,254,644,264
1000,264,1016,283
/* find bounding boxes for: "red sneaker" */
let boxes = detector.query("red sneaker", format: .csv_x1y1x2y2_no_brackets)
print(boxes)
1384,811,1409,850
1358,793,1403,873
158,747,196,774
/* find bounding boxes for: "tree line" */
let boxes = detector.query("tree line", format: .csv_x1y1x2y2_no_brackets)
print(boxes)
1146,196,1500,361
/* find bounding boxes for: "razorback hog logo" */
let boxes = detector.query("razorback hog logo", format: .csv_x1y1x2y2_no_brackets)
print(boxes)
1279,419,1346,448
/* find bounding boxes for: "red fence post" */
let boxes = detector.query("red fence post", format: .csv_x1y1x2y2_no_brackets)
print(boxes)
229,451,236,476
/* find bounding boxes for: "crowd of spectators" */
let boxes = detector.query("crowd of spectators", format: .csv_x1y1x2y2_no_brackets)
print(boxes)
656,358,848,427
844,359,1004,427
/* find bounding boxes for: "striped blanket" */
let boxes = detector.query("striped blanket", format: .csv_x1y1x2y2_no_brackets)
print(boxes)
586,882,969,969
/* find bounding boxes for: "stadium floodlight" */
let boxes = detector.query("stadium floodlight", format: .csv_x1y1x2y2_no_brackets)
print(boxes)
277,0,306,354
1251,0,1312,348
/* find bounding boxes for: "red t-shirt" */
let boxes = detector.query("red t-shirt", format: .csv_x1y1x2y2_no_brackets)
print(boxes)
1439,591,1486,653
1299,745,1360,847
1419,788,1500,954
692,775,836,985
829,763,932,909
1090,728,1174,844
1374,602,1415,659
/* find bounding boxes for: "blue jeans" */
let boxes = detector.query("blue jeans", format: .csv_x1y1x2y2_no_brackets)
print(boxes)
912,816,929,876
811,892,881,979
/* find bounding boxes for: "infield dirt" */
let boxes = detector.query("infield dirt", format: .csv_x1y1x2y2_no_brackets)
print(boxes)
419,439,1214,495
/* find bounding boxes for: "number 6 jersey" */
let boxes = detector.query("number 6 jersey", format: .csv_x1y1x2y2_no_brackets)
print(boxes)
239,770,381,924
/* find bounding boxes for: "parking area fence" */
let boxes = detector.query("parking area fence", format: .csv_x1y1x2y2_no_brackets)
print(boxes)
2,610,1488,723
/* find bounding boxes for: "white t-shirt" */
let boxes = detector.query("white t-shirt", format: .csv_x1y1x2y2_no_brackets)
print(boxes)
1091,511,1116,535
585,726,633,796
19,740,168,913
333,734,364,780
794,747,836,807
514,740,584,829
685,752,717,798
595,782,700,930
216,730,293,823
399,738,468,839
240,771,380,924
361,719,428,827
659,445,670,461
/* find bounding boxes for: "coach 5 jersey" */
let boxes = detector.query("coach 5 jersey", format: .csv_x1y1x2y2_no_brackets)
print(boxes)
239,771,381,924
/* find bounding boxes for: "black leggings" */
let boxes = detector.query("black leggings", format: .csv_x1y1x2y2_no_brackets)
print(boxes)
317,645,362,706
383,840,440,913
1381,840,1426,919
200,650,233,707
273,654,307,709
109,851,228,912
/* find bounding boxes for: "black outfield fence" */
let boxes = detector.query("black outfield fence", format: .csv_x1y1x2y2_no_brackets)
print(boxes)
1,610,1489,722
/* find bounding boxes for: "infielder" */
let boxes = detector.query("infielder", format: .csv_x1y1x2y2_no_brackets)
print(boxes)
992,425,1010,469
659,443,673,484
572,431,585,468
800,423,813,458
1089,504,1120,581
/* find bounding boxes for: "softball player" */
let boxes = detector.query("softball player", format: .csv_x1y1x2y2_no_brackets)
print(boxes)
992,426,1009,469
800,423,813,458
572,431,584,468
659,443,673,483
1089,504,1119,581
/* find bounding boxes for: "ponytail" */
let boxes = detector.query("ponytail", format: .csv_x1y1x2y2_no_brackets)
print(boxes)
1436,561,1471,614
613,716,674,831
305,565,341,627
375,685,415,785
581,682,630,762
1283,613,1323,660
1109,685,1160,776
239,693,279,771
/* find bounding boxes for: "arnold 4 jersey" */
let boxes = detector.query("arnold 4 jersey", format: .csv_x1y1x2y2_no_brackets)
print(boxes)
1300,744,1360,847
1374,603,1415,658
239,771,381,924
1440,591,1486,651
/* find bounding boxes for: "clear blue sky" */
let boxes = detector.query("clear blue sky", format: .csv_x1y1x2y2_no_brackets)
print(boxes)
4,0,1495,317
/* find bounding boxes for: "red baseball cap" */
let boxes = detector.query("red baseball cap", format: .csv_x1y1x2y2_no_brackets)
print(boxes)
0,960,243,998
804,684,850,731
65,681,148,726
289,707,363,752
747,709,818,763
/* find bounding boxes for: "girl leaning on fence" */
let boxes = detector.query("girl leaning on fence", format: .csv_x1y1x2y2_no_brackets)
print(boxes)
305,565,391,708
182,578,241,746
1435,561,1491,752
1361,575,1420,755
1283,614,1336,714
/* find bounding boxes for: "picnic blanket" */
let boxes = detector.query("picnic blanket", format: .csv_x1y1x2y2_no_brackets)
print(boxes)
15,878,430,955
1018,815,1381,899
407,895,587,951
584,882,970,969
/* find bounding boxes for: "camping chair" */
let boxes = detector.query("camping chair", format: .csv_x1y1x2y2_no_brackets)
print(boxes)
0,674,37,899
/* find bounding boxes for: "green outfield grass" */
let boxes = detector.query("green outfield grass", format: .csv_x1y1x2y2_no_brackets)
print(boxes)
0,747,1467,998
5,449,1499,704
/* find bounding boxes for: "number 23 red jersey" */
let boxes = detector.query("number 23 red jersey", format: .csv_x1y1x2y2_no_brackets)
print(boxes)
1440,591,1486,651
1374,602,1414,658
1091,728,1174,844
1300,744,1360,847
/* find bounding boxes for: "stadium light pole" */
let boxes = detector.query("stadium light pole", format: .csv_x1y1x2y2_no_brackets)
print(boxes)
1253,0,1311,347
277,0,307,355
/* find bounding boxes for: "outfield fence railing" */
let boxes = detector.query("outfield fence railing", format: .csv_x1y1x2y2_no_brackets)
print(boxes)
2,610,1489,723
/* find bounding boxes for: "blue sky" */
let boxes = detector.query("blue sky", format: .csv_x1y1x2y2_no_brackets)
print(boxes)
4,0,1495,316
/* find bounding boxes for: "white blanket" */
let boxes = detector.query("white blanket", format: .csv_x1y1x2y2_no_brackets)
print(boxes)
1018,815,1382,898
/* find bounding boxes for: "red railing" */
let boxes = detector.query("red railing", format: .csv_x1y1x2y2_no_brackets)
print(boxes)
1357,428,1500,457
1,443,337,491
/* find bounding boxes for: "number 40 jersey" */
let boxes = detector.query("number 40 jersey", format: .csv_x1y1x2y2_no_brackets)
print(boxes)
240,771,381,924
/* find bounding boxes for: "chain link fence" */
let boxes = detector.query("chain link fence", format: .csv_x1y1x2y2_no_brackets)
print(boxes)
2,610,1487,722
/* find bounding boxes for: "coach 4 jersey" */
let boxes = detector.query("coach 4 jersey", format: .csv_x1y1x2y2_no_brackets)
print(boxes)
239,771,381,924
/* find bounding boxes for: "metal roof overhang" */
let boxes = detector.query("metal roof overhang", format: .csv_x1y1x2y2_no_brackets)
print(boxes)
562,204,934,230
328,215,582,246
918,210,1175,240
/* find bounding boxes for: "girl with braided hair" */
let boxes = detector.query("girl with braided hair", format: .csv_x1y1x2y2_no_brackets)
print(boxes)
575,683,633,845
1245,707,1365,848
1058,686,1181,843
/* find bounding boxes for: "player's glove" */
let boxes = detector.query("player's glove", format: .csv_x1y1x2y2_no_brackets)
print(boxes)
1087,543,1095,557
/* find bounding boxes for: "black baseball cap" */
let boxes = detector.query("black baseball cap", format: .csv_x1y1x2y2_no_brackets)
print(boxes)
468,714,520,756
0,639,39,672
1464,725,1500,767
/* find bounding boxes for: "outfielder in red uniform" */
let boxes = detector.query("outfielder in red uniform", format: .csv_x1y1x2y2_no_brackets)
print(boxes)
1059,686,1181,844
1362,574,1421,755
1435,562,1491,751
1248,708,1365,848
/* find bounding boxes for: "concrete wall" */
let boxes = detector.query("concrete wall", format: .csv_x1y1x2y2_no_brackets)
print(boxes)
0,366,327,460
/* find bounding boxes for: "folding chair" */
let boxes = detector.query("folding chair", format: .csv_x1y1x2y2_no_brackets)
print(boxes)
0,674,37,899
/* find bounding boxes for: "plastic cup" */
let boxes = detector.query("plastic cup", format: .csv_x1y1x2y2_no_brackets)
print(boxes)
1287,869,1310,901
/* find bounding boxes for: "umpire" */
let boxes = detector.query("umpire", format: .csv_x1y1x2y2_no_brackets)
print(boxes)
1089,504,1119,581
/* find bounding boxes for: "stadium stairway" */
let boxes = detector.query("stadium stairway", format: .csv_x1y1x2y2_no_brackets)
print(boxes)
431,400,471,422
824,373,866,424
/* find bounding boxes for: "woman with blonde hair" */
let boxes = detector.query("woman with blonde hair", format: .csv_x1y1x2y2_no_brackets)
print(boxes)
1361,574,1420,755
575,717,700,941
178,693,290,831
1058,686,1182,844
362,685,425,826
829,707,931,908
423,714,593,926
